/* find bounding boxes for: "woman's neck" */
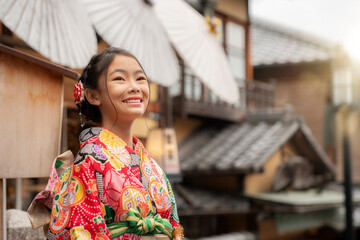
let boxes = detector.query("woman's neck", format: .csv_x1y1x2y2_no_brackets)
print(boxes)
102,120,134,149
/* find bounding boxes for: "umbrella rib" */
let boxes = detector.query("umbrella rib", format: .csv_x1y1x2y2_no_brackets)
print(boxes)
57,1,72,66
93,6,123,26
158,40,179,85
13,0,32,44
46,2,52,59
38,1,45,54
14,0,28,32
85,1,119,16
1,0,16,19
68,1,85,67
209,43,237,102
66,0,87,67
108,13,131,45
50,2,60,63
95,7,128,44
25,0,36,41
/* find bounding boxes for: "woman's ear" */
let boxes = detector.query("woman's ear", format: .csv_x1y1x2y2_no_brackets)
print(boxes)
85,88,101,106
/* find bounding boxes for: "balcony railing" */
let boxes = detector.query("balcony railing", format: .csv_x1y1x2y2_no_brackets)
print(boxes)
171,73,276,122
246,79,276,111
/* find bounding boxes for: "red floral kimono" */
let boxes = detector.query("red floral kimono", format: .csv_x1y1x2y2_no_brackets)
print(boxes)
29,128,182,240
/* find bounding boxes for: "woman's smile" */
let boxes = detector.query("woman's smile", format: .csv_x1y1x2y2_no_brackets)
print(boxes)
122,96,143,105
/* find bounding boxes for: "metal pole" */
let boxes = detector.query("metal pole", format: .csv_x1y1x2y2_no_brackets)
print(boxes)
343,107,354,240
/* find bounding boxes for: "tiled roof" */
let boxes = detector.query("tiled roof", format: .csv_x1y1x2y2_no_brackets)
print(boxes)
173,185,249,213
179,118,335,175
251,21,334,66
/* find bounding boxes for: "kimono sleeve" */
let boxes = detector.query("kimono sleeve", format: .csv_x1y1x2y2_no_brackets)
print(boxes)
47,154,111,240
163,173,184,240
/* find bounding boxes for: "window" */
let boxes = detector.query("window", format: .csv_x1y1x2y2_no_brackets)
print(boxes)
224,19,246,86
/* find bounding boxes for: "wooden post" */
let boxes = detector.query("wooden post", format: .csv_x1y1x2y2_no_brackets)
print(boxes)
0,179,6,240
0,179,2,240
15,179,22,210
179,58,186,118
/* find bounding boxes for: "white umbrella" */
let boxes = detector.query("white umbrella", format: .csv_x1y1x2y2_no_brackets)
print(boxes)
0,0,97,68
81,0,180,87
152,0,240,104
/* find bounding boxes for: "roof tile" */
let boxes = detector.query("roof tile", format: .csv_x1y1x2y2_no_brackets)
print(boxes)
179,118,333,175
251,22,333,66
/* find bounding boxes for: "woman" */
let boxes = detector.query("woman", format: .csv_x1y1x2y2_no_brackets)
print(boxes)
28,48,182,240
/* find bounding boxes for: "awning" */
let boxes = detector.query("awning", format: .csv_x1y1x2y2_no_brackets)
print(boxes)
247,189,360,233
247,190,360,213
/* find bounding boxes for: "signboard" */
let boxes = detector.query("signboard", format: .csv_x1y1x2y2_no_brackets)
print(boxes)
146,128,182,181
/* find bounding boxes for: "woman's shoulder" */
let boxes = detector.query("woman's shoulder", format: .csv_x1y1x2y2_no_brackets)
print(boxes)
79,127,103,143
74,141,108,166
74,127,108,165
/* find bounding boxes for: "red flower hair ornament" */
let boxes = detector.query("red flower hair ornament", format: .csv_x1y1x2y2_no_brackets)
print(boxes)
73,82,85,104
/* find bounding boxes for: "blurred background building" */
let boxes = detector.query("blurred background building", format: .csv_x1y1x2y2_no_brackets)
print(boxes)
1,0,360,239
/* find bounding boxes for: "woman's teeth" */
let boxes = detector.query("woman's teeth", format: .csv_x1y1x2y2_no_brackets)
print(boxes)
124,99,141,103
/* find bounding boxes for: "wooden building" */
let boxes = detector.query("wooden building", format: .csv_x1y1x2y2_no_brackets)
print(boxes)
252,20,335,148
175,112,338,239
251,21,360,183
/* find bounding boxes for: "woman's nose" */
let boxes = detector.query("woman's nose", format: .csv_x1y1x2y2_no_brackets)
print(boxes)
127,80,140,93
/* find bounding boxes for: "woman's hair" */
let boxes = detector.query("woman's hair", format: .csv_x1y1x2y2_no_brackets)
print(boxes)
78,47,147,123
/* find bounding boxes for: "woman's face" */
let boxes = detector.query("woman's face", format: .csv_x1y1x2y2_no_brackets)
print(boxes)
97,54,150,125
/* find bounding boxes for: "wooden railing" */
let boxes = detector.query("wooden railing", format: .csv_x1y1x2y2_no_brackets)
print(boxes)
246,79,276,111
171,73,276,122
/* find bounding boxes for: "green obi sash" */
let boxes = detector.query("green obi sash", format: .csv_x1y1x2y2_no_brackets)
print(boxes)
107,207,173,239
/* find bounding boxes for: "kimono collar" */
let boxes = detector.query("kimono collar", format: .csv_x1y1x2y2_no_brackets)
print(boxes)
79,127,146,156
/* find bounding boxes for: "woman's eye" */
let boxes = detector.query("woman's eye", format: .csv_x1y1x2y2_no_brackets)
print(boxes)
114,77,124,81
137,77,147,81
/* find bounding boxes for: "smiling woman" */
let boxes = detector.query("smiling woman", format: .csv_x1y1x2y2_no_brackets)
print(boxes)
28,47,183,240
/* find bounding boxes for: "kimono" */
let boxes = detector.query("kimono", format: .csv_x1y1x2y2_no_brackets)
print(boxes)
28,127,182,240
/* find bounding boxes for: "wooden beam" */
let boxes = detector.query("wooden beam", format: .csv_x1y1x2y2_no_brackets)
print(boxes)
179,57,186,118
178,208,252,217
174,184,196,207
0,35,31,50
0,44,79,80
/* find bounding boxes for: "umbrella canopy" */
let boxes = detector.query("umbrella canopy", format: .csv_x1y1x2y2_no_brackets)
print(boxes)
0,0,97,68
152,0,240,104
81,0,180,87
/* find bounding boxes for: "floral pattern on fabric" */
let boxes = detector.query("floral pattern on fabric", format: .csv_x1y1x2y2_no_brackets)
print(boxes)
35,127,181,240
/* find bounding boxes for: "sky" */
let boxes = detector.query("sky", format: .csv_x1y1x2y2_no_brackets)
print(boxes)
250,0,360,61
